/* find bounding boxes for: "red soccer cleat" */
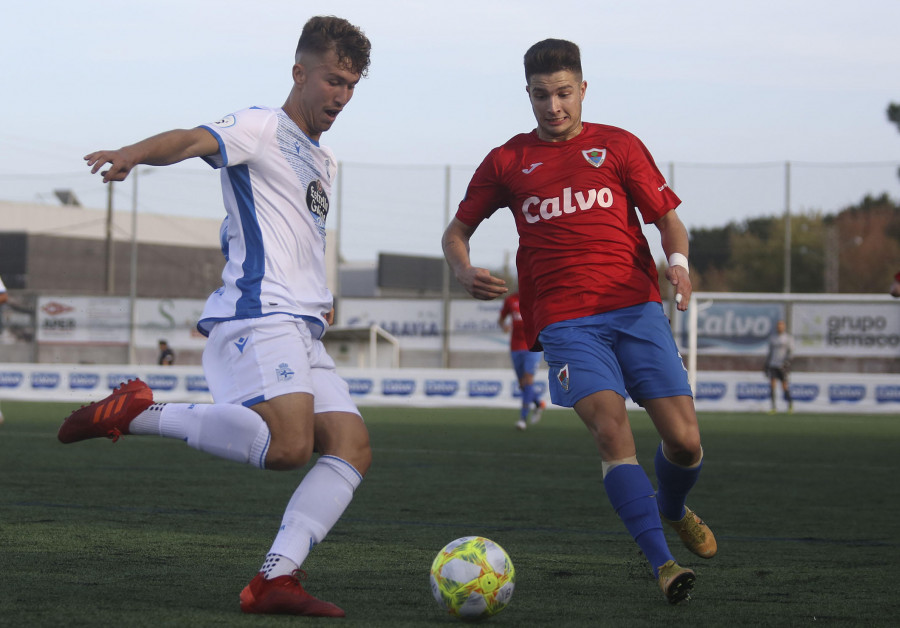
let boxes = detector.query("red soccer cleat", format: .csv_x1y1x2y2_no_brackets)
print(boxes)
240,571,345,617
57,379,154,444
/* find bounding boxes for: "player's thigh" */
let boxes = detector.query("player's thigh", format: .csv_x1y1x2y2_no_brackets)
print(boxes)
614,303,692,402
539,319,626,407
252,391,317,467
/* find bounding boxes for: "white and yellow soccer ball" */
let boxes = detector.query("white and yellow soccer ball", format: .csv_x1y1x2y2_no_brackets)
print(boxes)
429,536,515,619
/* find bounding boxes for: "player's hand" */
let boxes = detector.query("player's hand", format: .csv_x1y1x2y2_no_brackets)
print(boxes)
323,307,335,326
457,266,508,301
84,148,138,183
665,265,692,312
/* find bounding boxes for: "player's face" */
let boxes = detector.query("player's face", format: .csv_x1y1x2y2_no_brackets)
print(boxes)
526,70,586,142
291,49,361,140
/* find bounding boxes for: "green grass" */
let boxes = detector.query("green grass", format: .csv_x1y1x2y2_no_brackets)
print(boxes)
2,401,899,626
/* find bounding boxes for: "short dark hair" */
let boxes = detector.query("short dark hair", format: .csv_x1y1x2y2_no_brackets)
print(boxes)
296,15,371,78
523,39,582,82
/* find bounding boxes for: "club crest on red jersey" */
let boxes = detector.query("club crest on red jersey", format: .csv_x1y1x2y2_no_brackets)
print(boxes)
582,148,606,168
557,364,570,391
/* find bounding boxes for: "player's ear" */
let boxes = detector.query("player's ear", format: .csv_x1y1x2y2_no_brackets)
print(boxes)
292,62,306,87
580,80,587,101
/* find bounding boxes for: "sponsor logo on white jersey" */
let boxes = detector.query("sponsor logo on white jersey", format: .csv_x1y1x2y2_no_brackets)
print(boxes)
521,186,615,223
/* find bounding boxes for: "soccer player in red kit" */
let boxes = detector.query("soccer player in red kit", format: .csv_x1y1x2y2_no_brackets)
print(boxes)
499,292,546,430
442,39,716,604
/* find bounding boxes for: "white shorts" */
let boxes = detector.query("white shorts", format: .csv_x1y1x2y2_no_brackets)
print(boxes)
202,314,360,416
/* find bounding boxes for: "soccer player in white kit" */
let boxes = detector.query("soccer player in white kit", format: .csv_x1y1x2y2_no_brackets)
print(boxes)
58,16,371,618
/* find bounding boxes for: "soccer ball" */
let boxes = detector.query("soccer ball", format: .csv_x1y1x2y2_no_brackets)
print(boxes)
429,536,515,619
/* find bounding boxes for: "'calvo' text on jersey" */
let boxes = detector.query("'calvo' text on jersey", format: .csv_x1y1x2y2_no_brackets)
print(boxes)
521,186,614,223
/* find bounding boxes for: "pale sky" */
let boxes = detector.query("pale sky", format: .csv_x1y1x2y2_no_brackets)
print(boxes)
1,0,898,268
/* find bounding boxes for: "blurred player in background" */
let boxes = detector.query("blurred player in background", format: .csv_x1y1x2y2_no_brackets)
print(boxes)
498,291,546,430
58,16,372,618
764,319,794,413
442,38,715,604
890,271,900,298
157,339,175,366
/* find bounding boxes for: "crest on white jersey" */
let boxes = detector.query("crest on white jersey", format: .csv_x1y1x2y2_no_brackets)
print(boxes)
212,114,236,128
582,148,606,168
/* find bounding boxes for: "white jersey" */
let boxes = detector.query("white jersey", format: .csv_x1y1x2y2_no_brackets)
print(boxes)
0,274,6,294
197,106,337,338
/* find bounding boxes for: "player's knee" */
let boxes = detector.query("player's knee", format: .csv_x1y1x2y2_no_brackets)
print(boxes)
265,440,314,470
664,433,703,466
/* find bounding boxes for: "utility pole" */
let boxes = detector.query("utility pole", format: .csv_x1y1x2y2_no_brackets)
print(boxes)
105,182,115,294
783,161,791,293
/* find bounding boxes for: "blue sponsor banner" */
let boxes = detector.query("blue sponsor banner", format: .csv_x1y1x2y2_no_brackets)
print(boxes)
736,382,771,401
0,371,25,388
383,379,415,396
346,378,374,396
186,375,209,392
31,372,61,389
468,380,502,398
695,381,727,401
69,372,101,390
146,374,178,391
425,379,459,397
828,384,865,403
107,373,140,389
789,383,819,403
875,385,900,404
511,380,547,398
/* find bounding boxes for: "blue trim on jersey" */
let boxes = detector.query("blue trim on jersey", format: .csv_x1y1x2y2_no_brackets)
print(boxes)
198,125,228,168
196,311,326,338
227,164,264,318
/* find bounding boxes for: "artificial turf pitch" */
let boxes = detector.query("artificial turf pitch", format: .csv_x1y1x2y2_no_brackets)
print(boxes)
1,401,898,626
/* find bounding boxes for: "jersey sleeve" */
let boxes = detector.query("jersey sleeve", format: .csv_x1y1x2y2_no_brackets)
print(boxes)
456,148,510,227
621,133,681,224
199,107,274,170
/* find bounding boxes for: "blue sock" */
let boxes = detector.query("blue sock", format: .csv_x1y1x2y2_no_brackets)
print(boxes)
654,443,702,521
604,464,674,576
520,384,534,420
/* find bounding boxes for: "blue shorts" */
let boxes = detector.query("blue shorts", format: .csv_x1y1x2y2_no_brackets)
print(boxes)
511,350,541,380
538,302,692,407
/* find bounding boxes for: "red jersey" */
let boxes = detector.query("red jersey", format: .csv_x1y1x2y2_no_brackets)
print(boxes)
499,293,530,352
457,123,680,349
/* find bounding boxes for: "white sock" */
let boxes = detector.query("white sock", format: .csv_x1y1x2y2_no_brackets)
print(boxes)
260,553,299,579
129,403,165,434
131,402,270,469
266,455,363,569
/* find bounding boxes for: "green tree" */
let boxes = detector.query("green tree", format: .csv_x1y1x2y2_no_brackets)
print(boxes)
888,102,900,133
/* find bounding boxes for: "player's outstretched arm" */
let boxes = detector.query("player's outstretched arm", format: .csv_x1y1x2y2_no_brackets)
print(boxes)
655,210,692,312
84,128,220,183
442,218,508,300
